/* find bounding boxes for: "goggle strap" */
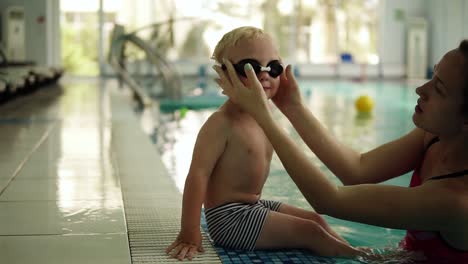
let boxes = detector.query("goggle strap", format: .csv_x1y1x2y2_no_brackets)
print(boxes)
217,61,282,77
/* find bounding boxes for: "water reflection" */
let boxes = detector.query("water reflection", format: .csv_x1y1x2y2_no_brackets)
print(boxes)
55,81,122,227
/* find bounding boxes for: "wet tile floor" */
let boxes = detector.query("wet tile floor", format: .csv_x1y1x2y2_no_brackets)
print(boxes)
0,79,131,264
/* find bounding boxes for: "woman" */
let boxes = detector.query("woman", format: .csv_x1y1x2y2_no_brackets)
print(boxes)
213,40,468,263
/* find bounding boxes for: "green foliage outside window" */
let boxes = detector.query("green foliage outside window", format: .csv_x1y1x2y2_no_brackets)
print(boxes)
61,17,99,76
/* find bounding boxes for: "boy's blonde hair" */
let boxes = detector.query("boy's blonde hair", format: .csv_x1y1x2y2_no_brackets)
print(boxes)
212,26,272,63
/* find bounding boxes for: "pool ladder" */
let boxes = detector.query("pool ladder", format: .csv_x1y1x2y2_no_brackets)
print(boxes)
108,23,182,107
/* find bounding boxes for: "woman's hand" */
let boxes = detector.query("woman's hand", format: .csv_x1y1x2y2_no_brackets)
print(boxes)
166,230,204,261
273,64,303,115
213,59,272,122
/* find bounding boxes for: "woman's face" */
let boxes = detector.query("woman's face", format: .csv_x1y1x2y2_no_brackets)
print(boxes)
225,36,281,100
413,49,467,136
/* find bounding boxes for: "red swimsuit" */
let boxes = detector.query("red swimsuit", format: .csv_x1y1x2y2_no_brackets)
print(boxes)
399,137,468,263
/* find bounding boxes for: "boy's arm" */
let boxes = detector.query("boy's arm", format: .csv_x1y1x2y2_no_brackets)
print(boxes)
167,112,228,260
284,104,426,185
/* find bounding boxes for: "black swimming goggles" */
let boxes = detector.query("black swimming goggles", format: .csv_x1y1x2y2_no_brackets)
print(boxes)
221,59,284,78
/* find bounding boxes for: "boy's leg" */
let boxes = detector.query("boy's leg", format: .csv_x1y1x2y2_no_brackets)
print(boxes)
255,210,361,257
277,203,349,244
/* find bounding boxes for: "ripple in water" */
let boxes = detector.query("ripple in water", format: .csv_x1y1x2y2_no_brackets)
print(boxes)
355,247,427,264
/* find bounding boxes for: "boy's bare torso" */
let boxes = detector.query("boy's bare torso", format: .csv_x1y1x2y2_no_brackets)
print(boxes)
204,103,273,209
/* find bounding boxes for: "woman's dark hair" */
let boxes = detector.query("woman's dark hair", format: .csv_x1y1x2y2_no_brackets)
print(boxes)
459,40,468,117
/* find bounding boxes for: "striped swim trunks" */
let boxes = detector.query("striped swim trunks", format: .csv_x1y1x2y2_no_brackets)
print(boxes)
205,200,282,251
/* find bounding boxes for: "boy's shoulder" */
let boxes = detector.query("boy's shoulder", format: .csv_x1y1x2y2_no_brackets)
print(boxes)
203,109,232,129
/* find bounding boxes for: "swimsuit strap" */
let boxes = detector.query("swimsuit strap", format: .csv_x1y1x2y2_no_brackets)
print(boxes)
429,169,468,181
423,137,468,181
425,136,439,150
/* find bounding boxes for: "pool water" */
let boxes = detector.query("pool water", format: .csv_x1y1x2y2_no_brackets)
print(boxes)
154,79,423,262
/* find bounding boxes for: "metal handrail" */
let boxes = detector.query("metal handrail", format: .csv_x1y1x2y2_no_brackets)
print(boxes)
108,23,183,106
124,34,182,99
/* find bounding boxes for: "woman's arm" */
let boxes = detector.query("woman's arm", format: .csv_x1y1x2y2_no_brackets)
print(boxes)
286,103,426,185
275,66,426,185
216,60,458,233
258,111,456,231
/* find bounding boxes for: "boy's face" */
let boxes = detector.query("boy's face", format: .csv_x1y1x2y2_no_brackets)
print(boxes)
226,36,281,100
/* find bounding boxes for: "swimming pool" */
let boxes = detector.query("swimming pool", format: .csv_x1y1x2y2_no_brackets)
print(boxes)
154,78,423,262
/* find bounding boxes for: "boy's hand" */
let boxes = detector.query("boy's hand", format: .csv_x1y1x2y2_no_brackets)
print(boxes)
273,64,302,114
166,231,204,261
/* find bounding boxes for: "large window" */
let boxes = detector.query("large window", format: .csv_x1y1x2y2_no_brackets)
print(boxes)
60,0,379,76
61,1,100,76
335,0,379,64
